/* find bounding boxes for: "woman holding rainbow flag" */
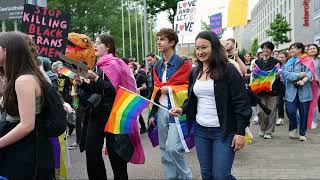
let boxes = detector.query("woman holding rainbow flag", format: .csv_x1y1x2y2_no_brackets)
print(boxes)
170,31,251,180
283,43,318,141
75,34,144,180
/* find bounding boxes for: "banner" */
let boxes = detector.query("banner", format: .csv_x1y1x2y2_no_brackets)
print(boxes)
0,0,24,20
22,4,71,59
174,0,197,35
227,0,248,27
210,13,222,38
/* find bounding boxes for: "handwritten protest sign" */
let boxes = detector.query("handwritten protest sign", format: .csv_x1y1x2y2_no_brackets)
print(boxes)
174,0,197,34
210,13,223,38
22,4,71,59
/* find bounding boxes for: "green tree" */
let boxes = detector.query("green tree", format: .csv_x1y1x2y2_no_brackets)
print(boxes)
250,38,259,56
144,0,180,27
239,48,247,58
47,0,154,62
266,14,292,48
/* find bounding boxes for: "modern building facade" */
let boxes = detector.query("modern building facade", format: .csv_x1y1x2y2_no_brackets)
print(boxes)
239,0,314,50
314,0,320,45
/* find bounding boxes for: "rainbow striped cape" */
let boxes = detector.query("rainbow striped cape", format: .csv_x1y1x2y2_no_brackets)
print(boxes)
249,63,281,94
148,60,194,152
105,87,150,134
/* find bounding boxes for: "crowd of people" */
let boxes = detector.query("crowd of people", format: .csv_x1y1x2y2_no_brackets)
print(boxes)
0,27,319,180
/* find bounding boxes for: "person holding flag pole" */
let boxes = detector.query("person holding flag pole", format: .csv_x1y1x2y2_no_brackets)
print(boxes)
148,28,193,180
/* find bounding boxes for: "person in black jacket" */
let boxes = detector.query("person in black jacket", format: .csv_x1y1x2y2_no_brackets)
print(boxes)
170,31,251,180
75,34,134,180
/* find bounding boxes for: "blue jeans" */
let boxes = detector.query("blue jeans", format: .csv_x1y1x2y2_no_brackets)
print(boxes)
157,107,192,179
195,123,236,180
285,95,310,136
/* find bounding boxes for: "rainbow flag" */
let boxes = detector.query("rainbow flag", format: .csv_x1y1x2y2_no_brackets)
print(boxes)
59,67,76,78
105,87,150,134
249,63,280,94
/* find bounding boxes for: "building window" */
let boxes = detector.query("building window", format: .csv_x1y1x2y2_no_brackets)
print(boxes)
280,5,283,15
284,0,287,12
315,18,320,35
315,0,320,13
288,0,291,11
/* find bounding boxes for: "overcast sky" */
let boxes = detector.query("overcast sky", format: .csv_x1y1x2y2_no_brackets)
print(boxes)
155,0,259,43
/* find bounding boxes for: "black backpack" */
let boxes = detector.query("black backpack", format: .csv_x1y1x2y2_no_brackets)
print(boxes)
37,82,67,137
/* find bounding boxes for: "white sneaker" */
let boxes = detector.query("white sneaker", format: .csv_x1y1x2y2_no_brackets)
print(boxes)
252,115,259,124
264,134,272,139
289,129,298,139
258,130,265,137
276,118,284,125
299,136,307,141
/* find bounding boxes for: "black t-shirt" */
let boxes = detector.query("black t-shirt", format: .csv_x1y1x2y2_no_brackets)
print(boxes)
135,70,148,97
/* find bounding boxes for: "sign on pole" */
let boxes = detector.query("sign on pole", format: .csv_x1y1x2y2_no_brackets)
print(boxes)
174,0,197,35
210,13,222,38
22,4,71,59
0,0,25,20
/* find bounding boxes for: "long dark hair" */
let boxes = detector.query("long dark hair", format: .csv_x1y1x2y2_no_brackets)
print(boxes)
195,31,227,80
96,34,116,56
0,32,46,116
290,43,305,54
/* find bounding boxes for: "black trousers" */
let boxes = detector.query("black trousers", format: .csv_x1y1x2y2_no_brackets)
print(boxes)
85,110,128,180
139,115,146,130
75,104,86,144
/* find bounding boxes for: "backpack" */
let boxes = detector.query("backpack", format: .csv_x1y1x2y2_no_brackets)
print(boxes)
37,82,67,137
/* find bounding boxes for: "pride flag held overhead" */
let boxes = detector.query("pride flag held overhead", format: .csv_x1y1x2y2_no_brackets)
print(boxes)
105,87,150,134
249,63,281,94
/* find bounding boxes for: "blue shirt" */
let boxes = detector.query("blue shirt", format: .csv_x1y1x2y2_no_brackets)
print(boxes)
154,53,182,123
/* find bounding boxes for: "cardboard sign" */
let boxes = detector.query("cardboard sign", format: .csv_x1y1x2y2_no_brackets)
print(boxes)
174,0,197,34
210,13,223,38
22,4,71,59
59,54,90,79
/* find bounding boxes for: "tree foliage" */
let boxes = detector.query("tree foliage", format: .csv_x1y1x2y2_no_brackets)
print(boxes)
47,0,155,62
144,0,180,27
266,14,292,47
250,38,259,56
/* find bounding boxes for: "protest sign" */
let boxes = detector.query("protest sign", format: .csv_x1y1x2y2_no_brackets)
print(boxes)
0,0,24,20
174,0,197,34
22,4,71,59
210,13,223,38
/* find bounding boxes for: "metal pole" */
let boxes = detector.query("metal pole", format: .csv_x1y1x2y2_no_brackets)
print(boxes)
14,19,18,31
127,0,133,58
143,0,149,72
1,20,5,32
140,9,144,63
149,21,152,53
135,6,139,63
121,0,125,57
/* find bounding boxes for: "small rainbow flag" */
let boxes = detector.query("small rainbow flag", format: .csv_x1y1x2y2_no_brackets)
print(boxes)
105,87,150,134
249,63,280,94
59,67,76,78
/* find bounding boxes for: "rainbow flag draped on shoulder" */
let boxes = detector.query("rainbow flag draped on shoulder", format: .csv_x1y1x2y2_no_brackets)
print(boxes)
285,54,318,129
249,63,281,94
105,87,150,134
149,59,194,152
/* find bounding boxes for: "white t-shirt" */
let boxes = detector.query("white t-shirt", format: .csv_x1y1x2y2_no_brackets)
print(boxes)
159,65,168,107
193,79,220,127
